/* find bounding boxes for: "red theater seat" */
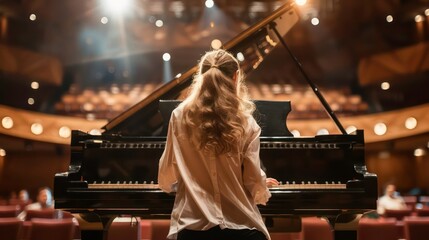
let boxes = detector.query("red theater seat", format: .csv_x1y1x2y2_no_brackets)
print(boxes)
0,217,23,240
357,217,398,240
29,218,75,240
404,216,429,240
0,205,20,217
300,217,333,240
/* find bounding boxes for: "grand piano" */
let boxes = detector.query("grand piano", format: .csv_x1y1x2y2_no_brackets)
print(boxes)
54,1,378,239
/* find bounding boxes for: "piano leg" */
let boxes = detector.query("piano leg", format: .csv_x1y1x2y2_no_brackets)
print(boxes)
75,213,114,240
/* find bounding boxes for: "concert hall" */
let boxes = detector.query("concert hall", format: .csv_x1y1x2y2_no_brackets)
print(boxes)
0,0,428,239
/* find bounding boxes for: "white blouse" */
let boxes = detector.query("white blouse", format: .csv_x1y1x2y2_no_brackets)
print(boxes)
158,104,271,239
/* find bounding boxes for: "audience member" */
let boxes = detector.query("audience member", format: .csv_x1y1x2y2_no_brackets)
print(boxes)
18,187,54,220
377,183,407,215
18,189,31,203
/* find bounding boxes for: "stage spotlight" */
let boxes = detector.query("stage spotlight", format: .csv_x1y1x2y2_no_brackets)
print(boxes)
163,53,171,62
102,0,132,15
205,0,215,8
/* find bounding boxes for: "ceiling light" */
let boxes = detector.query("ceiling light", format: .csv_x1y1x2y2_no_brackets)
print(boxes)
316,128,329,135
414,148,426,157
346,126,357,134
162,53,171,62
381,82,390,90
31,123,43,135
205,0,214,8
295,0,307,6
0,148,6,157
89,129,102,135
211,39,222,49
102,0,132,15
2,117,14,129
29,14,36,21
28,98,35,105
101,17,109,24
59,126,71,138
291,130,300,137
155,20,163,27
386,15,393,23
374,122,387,136
405,117,417,130
311,17,319,26
415,15,423,23
236,52,245,62
31,82,39,89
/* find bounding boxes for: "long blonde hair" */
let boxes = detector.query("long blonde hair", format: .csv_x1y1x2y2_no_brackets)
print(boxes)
181,49,255,154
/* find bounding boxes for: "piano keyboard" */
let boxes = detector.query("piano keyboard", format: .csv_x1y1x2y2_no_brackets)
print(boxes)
87,181,346,190
94,142,341,150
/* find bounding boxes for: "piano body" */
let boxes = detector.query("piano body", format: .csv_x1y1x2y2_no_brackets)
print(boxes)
54,1,377,239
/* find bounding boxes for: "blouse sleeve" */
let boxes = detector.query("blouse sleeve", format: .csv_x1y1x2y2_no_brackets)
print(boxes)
158,114,178,193
242,119,271,205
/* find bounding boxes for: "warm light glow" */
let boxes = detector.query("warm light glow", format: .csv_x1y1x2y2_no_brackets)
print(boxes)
381,82,390,90
155,20,164,27
374,122,387,136
205,0,214,8
378,151,390,159
414,148,426,157
295,0,307,6
102,0,132,14
346,126,357,134
59,126,71,138
0,148,6,157
405,117,417,130
316,128,329,135
415,15,423,22
101,17,109,24
425,9,429,16
29,14,36,21
31,81,39,89
162,53,171,62
236,52,245,62
311,17,319,26
291,130,300,137
89,129,102,135
2,116,14,129
211,39,222,49
386,15,393,22
28,98,35,105
31,123,43,135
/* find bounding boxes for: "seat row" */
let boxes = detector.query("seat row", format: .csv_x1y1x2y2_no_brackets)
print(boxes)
2,211,429,240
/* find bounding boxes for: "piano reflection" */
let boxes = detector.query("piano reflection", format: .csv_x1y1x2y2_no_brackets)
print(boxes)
54,1,377,240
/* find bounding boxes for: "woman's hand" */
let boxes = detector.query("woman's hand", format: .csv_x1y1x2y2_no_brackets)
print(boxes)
266,177,279,187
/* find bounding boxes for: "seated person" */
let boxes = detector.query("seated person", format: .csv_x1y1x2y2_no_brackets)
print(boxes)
377,183,407,215
18,187,54,220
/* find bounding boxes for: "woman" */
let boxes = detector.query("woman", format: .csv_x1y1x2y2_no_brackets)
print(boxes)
158,49,277,240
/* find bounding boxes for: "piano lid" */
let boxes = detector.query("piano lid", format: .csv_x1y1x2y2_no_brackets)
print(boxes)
102,1,299,136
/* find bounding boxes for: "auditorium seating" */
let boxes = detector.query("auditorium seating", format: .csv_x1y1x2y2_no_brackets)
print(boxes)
357,217,398,240
0,217,22,240
415,206,429,217
28,218,75,240
403,216,429,240
25,209,57,221
0,205,20,217
300,217,333,240
384,208,414,221
54,83,370,120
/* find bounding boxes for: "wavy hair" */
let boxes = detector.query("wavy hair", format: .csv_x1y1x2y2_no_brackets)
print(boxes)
181,49,255,155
